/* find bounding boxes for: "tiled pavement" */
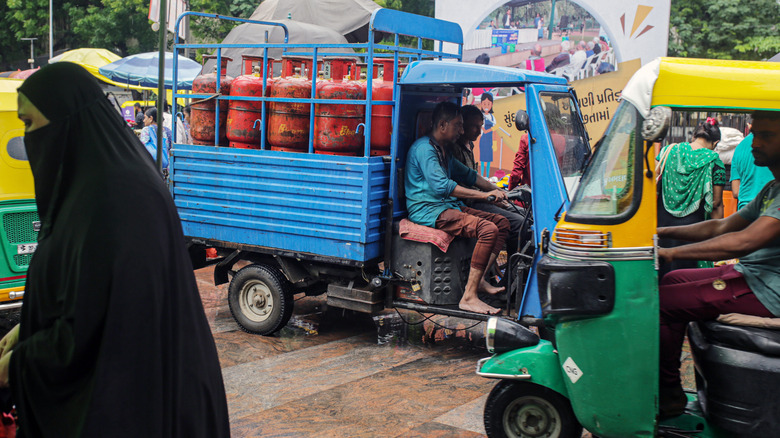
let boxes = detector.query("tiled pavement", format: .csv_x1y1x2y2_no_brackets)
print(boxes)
195,265,691,437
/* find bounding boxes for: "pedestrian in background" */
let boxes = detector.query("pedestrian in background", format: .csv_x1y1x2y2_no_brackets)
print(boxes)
656,118,726,278
133,102,144,129
0,62,230,438
731,118,774,209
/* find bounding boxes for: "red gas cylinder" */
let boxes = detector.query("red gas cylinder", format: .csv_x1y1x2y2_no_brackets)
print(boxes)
368,60,399,156
226,55,275,149
191,56,233,146
314,58,366,156
266,57,316,152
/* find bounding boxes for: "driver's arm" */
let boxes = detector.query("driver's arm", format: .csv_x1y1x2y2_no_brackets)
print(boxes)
449,160,507,202
657,212,750,243
659,216,780,262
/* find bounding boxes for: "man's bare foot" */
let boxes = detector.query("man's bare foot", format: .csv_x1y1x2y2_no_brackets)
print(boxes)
479,278,505,295
459,296,501,315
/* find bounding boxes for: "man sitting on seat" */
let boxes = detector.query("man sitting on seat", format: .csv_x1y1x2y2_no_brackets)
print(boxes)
405,102,510,315
656,110,780,417
453,104,528,256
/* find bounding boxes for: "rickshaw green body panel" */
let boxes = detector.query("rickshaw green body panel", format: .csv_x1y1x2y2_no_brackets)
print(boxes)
554,259,658,437
480,340,568,397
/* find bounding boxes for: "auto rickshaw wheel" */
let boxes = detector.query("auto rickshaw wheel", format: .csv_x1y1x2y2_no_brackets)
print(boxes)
484,381,582,438
228,263,294,336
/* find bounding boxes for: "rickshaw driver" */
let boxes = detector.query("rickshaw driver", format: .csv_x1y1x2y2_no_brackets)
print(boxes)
656,110,780,417
405,101,510,315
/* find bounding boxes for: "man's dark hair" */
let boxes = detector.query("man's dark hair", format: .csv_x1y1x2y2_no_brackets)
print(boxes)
753,110,780,121
134,103,141,109
461,104,483,124
431,102,461,128
475,53,490,65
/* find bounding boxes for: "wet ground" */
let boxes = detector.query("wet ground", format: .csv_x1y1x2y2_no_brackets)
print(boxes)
196,265,499,437
195,264,698,437
0,264,693,437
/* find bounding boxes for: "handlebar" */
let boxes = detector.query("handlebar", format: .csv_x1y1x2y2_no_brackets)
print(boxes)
487,195,496,202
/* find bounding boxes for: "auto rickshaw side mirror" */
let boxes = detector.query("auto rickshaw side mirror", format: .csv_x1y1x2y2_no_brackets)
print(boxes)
642,106,672,142
514,110,529,131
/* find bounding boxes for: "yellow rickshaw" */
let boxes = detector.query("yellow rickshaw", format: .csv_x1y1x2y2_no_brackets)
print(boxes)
0,78,38,310
479,58,780,437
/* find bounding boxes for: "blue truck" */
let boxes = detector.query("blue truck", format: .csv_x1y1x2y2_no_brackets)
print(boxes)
171,9,591,335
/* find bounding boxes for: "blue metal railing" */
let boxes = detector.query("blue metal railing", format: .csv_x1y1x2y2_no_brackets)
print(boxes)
171,9,463,154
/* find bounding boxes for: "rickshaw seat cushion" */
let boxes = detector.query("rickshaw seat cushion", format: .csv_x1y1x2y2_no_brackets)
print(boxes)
398,218,454,253
696,320,780,358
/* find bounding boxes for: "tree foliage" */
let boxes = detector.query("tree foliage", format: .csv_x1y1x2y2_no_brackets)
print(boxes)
375,0,433,17
1,0,260,67
669,0,780,60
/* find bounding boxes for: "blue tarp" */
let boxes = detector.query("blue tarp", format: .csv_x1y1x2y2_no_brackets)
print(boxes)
99,52,201,89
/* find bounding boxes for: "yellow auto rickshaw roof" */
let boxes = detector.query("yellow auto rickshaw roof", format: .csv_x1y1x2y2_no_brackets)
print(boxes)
0,78,23,112
621,57,780,116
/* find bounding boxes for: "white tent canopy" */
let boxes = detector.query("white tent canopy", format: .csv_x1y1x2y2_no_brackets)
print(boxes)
204,19,353,78
203,0,381,77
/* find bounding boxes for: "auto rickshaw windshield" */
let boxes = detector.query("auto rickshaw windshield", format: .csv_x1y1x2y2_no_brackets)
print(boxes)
567,101,641,218
540,92,591,197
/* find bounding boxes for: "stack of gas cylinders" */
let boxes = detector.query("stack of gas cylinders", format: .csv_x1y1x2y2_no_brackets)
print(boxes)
365,59,398,156
266,56,316,152
313,57,366,155
191,55,233,146
226,55,275,149
189,53,401,157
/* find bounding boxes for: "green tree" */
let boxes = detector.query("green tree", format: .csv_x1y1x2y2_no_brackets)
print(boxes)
375,0,433,17
68,0,157,55
669,0,780,60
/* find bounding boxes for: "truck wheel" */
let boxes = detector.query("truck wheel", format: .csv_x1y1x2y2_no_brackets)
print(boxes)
228,264,294,336
484,381,582,438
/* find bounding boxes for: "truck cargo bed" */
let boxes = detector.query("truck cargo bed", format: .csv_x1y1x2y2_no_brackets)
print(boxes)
172,144,389,262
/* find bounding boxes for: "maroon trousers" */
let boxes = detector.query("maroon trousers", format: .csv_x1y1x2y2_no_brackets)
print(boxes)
659,264,773,386
435,207,510,271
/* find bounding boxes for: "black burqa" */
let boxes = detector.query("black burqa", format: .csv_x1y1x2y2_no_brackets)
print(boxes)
10,62,230,437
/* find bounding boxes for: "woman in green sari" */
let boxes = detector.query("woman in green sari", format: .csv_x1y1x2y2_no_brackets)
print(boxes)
657,118,726,278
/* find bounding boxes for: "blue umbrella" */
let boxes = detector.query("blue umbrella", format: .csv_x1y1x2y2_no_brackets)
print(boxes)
98,52,202,89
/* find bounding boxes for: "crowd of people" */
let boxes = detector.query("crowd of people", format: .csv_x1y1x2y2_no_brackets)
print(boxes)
131,102,192,173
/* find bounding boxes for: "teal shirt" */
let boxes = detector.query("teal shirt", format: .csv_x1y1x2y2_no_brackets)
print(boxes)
734,181,780,316
730,134,775,209
405,136,477,227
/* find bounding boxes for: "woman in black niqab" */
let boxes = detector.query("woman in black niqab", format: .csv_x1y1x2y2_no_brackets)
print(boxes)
0,62,230,437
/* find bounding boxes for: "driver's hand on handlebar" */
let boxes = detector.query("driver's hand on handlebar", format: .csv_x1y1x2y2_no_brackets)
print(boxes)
485,189,507,203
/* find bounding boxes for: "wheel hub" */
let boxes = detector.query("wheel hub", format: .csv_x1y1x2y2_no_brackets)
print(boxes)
504,395,561,438
240,280,274,322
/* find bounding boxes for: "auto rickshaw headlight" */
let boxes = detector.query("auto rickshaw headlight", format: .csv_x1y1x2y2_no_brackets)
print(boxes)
485,317,540,354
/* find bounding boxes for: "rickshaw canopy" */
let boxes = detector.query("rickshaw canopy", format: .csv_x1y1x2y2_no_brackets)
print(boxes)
0,78,23,111
622,57,780,117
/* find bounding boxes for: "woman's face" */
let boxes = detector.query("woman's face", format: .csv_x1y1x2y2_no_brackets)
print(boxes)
481,98,492,113
17,93,50,133
144,114,153,126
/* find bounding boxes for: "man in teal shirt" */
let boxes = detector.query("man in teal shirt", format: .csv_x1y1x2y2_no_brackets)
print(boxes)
656,111,780,417
405,102,509,315
730,127,774,209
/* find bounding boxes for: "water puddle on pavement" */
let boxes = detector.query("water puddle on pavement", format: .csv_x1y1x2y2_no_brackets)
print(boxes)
373,311,487,350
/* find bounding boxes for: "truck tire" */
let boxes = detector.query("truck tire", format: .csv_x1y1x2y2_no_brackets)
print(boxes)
228,263,294,336
484,381,582,438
